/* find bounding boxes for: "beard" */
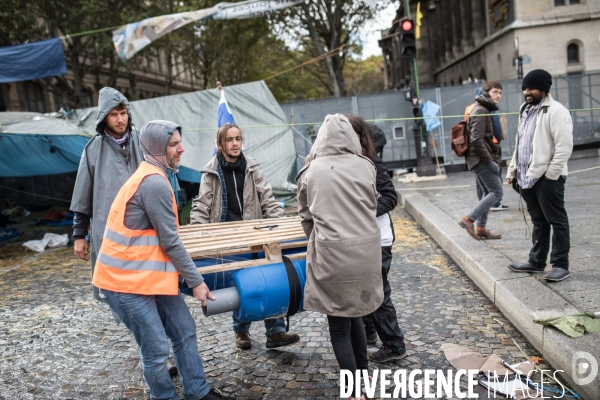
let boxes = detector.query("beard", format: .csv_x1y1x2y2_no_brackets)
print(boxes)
525,92,545,105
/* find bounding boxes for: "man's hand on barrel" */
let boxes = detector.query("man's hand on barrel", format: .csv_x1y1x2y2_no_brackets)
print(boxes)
192,282,216,306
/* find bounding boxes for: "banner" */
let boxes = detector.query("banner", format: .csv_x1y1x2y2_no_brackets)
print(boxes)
0,38,67,84
113,0,304,62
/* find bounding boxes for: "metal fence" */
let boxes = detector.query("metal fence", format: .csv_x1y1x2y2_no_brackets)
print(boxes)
281,72,600,168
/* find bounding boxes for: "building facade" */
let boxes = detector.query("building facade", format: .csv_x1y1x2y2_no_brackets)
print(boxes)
380,0,600,89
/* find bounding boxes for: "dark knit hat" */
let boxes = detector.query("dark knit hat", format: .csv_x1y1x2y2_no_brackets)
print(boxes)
522,69,552,93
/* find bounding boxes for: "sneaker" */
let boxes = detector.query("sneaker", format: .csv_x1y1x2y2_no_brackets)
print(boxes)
508,261,545,273
368,346,407,363
200,388,235,400
235,332,252,350
366,333,378,344
266,332,300,349
490,204,510,211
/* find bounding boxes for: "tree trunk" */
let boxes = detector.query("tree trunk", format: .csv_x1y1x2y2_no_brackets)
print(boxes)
165,48,173,96
70,37,84,109
301,3,341,97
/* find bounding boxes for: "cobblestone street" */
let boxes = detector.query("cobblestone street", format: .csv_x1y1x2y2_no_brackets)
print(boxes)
0,207,556,400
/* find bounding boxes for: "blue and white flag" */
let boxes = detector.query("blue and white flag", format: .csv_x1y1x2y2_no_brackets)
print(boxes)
218,89,236,127
213,88,237,155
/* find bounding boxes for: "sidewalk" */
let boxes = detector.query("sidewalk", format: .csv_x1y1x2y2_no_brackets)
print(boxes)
397,154,600,399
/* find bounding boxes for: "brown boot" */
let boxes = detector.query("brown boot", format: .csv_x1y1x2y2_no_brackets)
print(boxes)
235,332,252,350
476,227,502,239
266,332,300,348
458,216,480,241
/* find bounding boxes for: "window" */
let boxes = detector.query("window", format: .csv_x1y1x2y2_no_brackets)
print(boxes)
567,43,579,64
80,88,93,108
393,126,405,140
24,81,45,112
554,0,565,5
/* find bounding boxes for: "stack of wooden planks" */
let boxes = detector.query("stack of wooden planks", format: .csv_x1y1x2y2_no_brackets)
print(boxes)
180,216,307,274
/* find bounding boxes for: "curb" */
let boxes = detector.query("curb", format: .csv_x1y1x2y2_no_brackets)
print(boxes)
399,191,600,399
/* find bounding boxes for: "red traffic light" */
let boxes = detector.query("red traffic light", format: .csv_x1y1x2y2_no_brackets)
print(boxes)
401,20,414,32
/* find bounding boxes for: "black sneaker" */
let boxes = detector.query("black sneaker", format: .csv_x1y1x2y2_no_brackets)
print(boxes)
508,261,545,273
200,388,235,400
167,357,178,376
368,346,407,363
266,332,300,348
544,268,571,282
490,204,510,211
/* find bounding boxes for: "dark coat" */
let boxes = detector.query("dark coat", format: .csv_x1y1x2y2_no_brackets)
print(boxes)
465,95,500,170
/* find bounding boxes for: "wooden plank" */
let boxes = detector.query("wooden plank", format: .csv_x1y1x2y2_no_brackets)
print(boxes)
180,216,301,232
185,232,306,254
189,240,307,260
181,227,305,246
196,252,306,274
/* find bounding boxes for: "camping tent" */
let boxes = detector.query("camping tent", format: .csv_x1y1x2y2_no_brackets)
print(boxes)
0,112,91,176
76,80,299,192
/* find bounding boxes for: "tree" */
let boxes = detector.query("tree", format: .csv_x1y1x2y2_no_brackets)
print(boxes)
272,0,387,98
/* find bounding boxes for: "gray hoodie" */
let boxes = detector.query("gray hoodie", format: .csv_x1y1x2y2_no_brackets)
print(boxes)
70,87,144,301
123,120,203,288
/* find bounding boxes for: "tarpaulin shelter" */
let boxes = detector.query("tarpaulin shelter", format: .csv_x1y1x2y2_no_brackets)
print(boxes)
0,112,91,177
75,80,299,192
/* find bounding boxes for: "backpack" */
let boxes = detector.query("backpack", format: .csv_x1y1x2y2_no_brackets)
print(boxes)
451,120,470,157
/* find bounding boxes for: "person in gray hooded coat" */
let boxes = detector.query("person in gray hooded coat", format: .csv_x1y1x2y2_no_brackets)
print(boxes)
297,114,383,399
70,87,144,301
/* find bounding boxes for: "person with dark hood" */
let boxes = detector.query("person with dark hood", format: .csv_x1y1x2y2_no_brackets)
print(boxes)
190,123,300,351
346,116,407,364
70,87,144,302
507,69,573,282
297,113,383,400
458,81,504,241
92,120,234,400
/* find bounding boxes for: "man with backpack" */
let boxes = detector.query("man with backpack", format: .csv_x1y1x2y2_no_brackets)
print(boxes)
457,81,504,240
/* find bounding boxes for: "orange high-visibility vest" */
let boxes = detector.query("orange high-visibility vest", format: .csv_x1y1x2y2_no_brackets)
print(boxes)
92,162,179,295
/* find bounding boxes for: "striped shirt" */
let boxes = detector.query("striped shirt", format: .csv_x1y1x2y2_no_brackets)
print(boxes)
516,101,544,189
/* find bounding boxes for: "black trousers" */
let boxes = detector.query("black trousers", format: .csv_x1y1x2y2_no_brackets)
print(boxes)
520,176,570,270
327,315,368,372
362,246,406,353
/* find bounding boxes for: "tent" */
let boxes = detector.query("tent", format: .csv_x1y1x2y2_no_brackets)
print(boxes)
0,112,91,177
0,81,299,194
76,80,299,192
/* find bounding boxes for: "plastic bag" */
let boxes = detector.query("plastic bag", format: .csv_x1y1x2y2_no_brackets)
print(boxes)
22,233,69,252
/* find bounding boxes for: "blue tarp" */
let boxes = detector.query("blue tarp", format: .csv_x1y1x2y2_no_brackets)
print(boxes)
0,38,67,84
0,133,88,176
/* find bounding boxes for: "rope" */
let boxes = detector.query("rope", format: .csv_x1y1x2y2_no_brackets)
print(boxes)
58,25,122,40
183,107,600,132
0,185,71,203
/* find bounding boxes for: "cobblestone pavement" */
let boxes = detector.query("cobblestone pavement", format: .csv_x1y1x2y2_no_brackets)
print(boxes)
0,207,559,400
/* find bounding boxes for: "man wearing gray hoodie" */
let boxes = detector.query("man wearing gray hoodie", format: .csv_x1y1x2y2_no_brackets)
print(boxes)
70,88,144,302
93,120,234,400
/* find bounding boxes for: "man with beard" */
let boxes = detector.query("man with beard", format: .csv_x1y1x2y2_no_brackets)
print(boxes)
71,88,144,301
190,123,300,350
93,120,234,400
507,69,573,282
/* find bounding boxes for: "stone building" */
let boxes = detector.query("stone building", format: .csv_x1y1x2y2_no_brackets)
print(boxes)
0,50,196,113
380,0,600,89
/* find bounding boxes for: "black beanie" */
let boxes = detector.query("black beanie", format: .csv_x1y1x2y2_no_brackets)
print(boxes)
522,69,552,93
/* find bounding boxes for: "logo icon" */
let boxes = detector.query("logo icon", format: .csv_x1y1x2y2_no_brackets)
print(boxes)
572,351,598,386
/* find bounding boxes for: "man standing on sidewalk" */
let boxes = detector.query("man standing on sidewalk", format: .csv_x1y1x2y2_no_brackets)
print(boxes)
458,81,504,240
190,123,300,350
507,69,573,282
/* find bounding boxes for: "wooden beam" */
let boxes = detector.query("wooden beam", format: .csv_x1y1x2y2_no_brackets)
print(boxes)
264,242,282,261
196,252,307,274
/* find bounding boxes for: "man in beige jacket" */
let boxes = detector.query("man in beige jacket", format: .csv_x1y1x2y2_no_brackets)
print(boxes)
506,69,573,282
190,123,300,349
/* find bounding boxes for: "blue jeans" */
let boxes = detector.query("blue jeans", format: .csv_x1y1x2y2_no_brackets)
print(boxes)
468,161,503,228
232,314,286,336
103,290,211,400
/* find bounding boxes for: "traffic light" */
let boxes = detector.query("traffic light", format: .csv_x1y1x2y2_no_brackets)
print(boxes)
399,19,416,59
